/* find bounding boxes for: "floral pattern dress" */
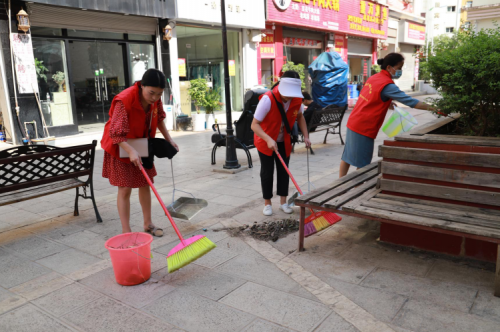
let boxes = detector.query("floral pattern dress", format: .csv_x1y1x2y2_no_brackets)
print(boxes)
102,100,166,188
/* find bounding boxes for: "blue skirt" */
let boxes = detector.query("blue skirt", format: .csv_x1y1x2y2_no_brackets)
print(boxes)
341,128,375,168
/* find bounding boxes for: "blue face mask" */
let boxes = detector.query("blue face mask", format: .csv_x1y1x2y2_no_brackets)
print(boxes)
391,69,403,79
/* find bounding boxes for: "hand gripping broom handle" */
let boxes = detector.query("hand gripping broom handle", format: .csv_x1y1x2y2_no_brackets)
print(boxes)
140,167,185,244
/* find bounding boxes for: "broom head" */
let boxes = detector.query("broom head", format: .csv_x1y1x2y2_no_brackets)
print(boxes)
304,210,342,237
167,235,216,273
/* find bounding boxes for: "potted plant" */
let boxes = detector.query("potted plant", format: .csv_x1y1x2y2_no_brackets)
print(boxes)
52,71,65,92
204,87,222,130
35,58,48,83
187,78,208,131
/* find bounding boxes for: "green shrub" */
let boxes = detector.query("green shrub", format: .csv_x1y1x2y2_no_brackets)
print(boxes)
281,62,306,89
371,64,381,74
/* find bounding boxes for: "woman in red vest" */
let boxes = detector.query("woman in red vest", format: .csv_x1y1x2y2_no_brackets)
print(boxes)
101,69,178,236
252,71,311,216
340,53,436,177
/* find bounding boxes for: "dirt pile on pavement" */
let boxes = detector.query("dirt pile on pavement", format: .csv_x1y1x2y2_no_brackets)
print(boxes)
214,218,299,242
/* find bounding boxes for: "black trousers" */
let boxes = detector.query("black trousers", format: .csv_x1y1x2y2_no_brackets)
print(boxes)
258,142,290,200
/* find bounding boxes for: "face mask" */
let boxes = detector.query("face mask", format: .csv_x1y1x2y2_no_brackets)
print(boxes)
391,69,403,79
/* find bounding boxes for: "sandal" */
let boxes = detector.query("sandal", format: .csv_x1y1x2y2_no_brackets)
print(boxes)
145,225,163,237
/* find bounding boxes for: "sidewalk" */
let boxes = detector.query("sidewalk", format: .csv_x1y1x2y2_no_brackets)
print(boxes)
0,96,499,332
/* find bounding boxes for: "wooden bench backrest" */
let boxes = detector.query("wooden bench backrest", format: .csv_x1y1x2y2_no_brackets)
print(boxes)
0,141,97,194
308,105,347,130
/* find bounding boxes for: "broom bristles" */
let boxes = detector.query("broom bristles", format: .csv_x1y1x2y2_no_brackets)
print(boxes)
167,236,216,273
304,211,342,237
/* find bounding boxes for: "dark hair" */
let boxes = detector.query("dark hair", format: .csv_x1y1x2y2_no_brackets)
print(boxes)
141,69,166,89
272,70,300,89
377,53,405,70
302,91,312,101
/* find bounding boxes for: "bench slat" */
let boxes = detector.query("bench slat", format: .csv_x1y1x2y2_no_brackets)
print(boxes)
342,188,381,213
396,133,500,148
295,161,378,204
324,176,378,210
308,169,379,206
378,178,500,207
0,178,84,206
379,145,500,169
380,161,500,189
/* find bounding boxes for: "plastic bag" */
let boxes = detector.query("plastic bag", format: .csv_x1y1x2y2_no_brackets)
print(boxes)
308,52,348,108
382,107,418,137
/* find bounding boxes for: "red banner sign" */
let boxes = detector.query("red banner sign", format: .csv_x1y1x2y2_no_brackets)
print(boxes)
334,34,348,63
267,0,388,39
260,25,276,58
283,37,322,48
408,22,425,41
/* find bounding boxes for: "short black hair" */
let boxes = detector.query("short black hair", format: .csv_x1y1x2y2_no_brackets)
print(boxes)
377,53,405,70
141,69,166,89
302,91,312,101
272,70,301,89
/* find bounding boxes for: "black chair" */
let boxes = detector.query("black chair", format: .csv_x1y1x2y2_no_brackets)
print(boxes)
211,87,268,168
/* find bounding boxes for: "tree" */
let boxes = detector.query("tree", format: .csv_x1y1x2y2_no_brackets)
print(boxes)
418,34,455,82
281,61,306,89
426,27,500,137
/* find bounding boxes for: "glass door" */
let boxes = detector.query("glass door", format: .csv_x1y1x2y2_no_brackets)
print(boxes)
68,41,127,131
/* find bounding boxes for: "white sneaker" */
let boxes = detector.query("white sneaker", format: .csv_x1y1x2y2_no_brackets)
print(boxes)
280,204,293,214
263,205,273,216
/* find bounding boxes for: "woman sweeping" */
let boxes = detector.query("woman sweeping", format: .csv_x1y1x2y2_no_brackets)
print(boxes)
340,53,436,177
252,71,311,216
101,69,178,236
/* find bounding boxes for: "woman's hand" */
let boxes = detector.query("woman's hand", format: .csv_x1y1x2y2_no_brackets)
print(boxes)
266,137,278,152
389,102,397,110
170,140,179,152
128,149,142,168
304,137,312,149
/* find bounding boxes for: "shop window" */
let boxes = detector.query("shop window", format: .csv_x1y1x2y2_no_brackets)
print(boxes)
447,6,456,12
129,44,156,83
128,34,153,41
31,27,62,36
32,39,73,126
446,27,454,33
67,29,124,40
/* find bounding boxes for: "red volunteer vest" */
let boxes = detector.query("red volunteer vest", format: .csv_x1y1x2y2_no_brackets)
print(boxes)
100,82,159,163
254,86,302,157
347,70,394,139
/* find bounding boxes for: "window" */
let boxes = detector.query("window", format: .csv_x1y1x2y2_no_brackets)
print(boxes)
31,27,62,36
434,24,440,30
129,44,156,83
434,13,440,18
435,2,440,7
447,6,456,12
446,27,454,33
466,1,473,8
67,30,124,40
464,21,471,29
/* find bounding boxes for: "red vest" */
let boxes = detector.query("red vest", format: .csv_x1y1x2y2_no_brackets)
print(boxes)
100,82,159,163
254,86,302,157
347,70,394,139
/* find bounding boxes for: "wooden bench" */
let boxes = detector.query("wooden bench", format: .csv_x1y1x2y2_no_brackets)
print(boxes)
0,141,102,222
296,104,348,154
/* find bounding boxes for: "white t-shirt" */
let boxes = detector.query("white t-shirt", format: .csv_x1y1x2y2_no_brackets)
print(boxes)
254,95,304,142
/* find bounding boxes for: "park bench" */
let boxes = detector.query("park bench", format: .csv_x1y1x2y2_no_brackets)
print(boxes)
0,140,102,222
296,136,500,297
295,104,348,154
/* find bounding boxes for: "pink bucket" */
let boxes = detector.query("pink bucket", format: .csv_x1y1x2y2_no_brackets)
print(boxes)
105,232,153,286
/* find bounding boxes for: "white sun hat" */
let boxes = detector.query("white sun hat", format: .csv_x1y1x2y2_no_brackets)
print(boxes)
278,77,303,98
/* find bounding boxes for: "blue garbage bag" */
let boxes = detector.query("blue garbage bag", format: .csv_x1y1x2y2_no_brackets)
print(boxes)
308,52,348,108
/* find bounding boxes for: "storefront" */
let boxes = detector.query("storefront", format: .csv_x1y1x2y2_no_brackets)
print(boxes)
261,0,389,92
162,0,265,119
1,0,165,142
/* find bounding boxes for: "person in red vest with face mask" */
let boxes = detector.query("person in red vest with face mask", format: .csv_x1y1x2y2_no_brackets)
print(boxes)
101,69,178,236
252,71,311,216
340,53,436,178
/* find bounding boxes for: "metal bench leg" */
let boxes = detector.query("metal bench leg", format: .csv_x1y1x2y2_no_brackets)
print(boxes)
495,244,500,297
299,207,305,252
211,144,218,165
89,182,102,223
323,128,332,144
74,187,79,216
339,125,345,145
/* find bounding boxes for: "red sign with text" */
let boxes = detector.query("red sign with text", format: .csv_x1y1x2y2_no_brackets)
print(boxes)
260,25,276,58
283,37,322,48
408,22,425,41
267,0,388,39
334,35,348,63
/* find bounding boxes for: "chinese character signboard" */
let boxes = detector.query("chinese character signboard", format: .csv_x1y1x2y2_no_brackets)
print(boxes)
408,23,425,41
283,38,322,49
260,25,276,58
229,60,236,76
11,34,38,94
267,0,388,39
387,0,414,14
414,56,419,82
178,58,186,77
334,34,348,63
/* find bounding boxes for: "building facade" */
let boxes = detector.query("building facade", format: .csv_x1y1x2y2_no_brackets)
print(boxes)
462,0,500,31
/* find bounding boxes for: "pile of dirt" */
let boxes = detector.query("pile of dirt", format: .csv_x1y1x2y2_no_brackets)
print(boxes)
214,218,299,242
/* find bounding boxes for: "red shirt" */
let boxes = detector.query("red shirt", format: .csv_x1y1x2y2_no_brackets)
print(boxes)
347,70,394,139
254,86,302,157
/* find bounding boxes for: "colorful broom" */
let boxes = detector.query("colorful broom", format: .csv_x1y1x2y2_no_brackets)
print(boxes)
275,151,342,237
140,167,216,272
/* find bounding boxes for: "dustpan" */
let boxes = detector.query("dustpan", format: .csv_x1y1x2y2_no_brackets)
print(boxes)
167,160,207,220
288,148,315,207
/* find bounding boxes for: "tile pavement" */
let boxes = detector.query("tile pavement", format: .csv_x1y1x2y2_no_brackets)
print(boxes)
0,99,499,331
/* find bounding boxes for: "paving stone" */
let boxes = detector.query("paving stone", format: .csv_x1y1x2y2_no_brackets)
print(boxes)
36,248,103,275
241,319,294,332
36,223,85,241
393,299,499,332
32,283,102,317
3,236,69,260
320,275,408,323
2,209,48,226
0,249,51,289
144,288,255,332
313,311,360,332
210,195,252,207
0,304,72,331
118,312,183,332
56,230,108,257
231,209,269,224
220,282,331,332
215,254,318,302
0,294,27,315
427,259,495,291
80,267,175,308
470,290,500,323
338,244,434,277
361,268,477,313
153,263,246,301
216,236,264,259
9,272,73,301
